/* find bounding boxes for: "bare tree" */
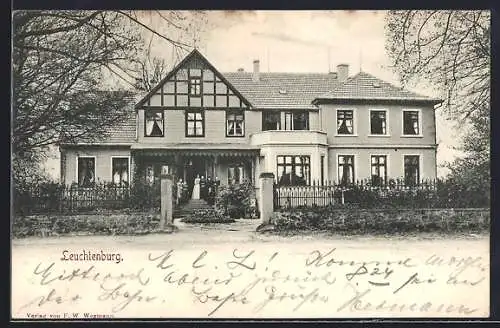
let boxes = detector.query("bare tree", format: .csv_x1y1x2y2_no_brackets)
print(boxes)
385,10,490,202
12,10,209,185
385,10,490,120
134,35,171,91
133,10,211,91
385,11,490,166
12,10,208,154
13,11,134,155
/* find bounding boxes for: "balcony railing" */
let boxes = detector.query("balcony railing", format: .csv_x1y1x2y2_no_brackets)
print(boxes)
250,130,327,146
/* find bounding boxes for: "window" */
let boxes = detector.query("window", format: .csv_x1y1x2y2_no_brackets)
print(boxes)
370,110,387,135
145,164,155,186
226,110,244,137
337,110,354,134
403,110,420,135
112,157,129,186
284,111,309,130
371,155,387,186
404,155,420,186
77,157,95,187
262,111,281,130
228,165,245,184
284,112,292,130
145,110,164,137
189,77,201,96
277,155,311,186
186,110,204,137
338,155,355,186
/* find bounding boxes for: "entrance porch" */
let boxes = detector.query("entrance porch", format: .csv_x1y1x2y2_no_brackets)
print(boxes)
131,148,259,197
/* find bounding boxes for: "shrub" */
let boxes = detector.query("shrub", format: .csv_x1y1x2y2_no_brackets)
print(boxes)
215,182,258,219
129,180,160,210
181,208,235,224
325,178,489,209
12,214,160,238
269,208,490,235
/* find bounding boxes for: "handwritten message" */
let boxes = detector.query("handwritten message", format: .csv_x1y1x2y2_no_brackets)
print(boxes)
12,240,489,318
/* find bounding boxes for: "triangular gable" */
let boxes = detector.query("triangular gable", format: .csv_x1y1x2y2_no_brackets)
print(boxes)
135,49,253,110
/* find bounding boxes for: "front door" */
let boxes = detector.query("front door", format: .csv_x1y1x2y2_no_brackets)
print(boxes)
184,159,206,197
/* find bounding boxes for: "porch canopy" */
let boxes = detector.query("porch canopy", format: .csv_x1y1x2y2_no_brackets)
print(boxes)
131,143,260,185
130,143,260,157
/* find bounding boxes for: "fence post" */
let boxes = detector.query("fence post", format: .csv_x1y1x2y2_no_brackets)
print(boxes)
160,173,174,230
258,172,275,226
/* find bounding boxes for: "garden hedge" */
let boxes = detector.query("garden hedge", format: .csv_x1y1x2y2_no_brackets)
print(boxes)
270,207,490,235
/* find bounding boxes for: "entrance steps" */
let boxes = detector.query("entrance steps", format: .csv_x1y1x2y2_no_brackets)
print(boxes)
174,199,213,218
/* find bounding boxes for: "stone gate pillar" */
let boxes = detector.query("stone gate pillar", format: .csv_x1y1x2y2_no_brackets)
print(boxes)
259,172,275,225
160,173,173,229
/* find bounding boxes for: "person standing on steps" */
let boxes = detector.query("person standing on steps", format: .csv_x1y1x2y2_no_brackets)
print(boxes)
177,178,183,205
192,174,201,200
200,175,206,200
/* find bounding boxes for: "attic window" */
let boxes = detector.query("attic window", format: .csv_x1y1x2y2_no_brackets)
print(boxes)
189,78,201,96
372,82,381,88
278,89,287,95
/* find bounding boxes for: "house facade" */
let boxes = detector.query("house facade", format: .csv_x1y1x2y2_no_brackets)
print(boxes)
59,49,441,191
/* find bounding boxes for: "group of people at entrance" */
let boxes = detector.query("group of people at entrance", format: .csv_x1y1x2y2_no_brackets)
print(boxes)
192,175,201,199
191,175,219,200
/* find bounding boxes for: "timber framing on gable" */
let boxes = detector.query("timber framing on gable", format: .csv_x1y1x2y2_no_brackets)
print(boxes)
135,49,253,110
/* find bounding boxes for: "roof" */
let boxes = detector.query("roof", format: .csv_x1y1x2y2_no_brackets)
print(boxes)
223,72,340,109
136,49,440,110
313,71,441,104
63,51,441,146
98,111,136,144
60,93,137,146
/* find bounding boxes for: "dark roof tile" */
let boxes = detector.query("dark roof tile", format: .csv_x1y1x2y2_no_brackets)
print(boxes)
315,71,440,103
223,72,340,109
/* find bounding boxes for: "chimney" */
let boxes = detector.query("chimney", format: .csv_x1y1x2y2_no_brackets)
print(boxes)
337,64,349,83
253,60,260,82
237,68,244,72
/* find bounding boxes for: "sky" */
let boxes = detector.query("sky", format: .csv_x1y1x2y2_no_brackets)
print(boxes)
42,10,462,179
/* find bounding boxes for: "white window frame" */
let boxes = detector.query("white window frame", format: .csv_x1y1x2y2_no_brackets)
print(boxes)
336,154,358,184
281,111,310,131
403,154,423,184
368,108,390,137
276,154,312,186
369,153,390,184
226,110,245,137
335,108,358,136
144,109,165,137
227,164,245,184
76,155,97,186
110,156,131,185
401,108,423,137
